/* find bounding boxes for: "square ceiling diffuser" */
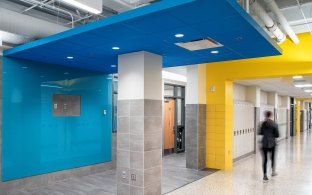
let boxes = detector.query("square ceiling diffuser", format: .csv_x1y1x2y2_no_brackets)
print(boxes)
175,38,223,51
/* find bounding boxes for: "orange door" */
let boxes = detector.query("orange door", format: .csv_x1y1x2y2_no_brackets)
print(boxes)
164,99,175,149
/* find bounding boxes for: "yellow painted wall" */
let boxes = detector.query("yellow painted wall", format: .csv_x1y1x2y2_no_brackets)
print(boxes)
205,33,312,170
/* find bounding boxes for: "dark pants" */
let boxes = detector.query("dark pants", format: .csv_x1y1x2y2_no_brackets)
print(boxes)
262,147,276,175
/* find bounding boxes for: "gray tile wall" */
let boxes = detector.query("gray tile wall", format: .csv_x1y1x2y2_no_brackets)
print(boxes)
0,59,117,195
185,104,206,170
117,99,162,195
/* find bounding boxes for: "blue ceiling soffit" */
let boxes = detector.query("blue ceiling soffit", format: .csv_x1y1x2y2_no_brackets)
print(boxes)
4,0,282,73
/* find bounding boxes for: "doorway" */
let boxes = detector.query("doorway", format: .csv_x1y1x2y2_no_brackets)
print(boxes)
164,98,175,153
163,84,185,155
290,97,295,136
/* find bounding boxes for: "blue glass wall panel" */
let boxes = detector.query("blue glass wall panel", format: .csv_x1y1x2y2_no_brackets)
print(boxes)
2,57,112,181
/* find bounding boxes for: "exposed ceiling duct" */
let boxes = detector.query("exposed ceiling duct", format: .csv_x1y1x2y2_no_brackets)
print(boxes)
263,0,300,44
250,0,286,44
0,7,68,43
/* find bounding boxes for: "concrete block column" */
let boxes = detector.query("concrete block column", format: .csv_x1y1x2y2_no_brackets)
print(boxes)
185,65,206,170
117,51,162,195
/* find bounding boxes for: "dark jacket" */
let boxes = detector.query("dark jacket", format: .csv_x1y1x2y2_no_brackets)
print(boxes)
260,119,279,148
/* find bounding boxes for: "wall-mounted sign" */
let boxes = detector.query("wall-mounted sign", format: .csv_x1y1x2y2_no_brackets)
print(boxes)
52,94,81,116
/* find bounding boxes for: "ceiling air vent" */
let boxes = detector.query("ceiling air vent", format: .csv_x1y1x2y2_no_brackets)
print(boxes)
175,38,223,51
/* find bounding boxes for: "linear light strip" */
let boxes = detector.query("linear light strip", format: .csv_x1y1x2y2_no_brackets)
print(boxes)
61,0,101,14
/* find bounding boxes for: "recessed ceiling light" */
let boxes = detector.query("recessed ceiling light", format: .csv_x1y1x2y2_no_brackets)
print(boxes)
22,66,28,69
175,34,184,38
295,84,312,88
293,75,303,79
211,50,219,54
112,47,120,50
67,56,74,59
304,89,312,93
111,65,117,68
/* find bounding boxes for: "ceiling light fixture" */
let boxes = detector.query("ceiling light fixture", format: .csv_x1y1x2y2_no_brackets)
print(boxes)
67,56,74,59
293,75,303,79
211,50,219,54
175,34,184,38
111,65,117,68
295,84,312,88
112,47,120,50
304,89,312,93
61,0,102,14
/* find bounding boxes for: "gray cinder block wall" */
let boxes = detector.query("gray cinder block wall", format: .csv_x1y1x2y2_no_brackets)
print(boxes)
185,104,206,170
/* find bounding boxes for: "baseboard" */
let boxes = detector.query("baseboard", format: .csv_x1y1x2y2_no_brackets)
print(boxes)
234,151,255,162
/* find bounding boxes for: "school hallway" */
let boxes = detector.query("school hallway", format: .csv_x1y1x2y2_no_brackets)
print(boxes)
168,132,312,195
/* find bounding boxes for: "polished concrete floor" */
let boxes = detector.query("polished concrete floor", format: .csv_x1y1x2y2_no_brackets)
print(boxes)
8,153,216,195
168,132,312,195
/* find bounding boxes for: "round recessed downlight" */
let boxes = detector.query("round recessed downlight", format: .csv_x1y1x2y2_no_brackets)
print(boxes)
112,47,120,50
67,56,74,59
211,50,219,54
175,34,184,38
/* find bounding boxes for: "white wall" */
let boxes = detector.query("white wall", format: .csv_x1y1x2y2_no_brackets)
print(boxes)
233,83,246,101
186,65,198,104
260,90,268,105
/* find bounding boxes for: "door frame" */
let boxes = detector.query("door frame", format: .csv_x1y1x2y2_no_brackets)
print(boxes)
164,83,186,153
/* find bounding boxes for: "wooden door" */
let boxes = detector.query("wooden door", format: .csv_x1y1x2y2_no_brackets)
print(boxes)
164,99,175,149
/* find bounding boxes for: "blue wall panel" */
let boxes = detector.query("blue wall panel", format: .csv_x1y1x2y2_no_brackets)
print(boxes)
2,57,112,181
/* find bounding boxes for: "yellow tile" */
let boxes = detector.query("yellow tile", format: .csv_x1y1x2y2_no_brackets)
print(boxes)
216,104,225,112
215,123,226,129
216,140,225,147
207,118,216,125
215,133,225,141
215,148,225,155
207,132,216,139
207,111,216,119
216,119,225,126
207,162,216,168
216,158,225,165
215,112,225,119
207,141,216,148
207,104,216,112
207,147,215,153
207,127,215,133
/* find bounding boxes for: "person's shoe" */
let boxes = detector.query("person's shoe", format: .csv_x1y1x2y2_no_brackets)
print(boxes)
272,172,278,177
263,175,269,181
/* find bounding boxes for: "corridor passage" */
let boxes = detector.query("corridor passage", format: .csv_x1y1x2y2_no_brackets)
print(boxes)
169,132,312,195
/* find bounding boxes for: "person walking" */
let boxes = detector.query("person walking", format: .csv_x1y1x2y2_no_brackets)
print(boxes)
260,111,279,181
